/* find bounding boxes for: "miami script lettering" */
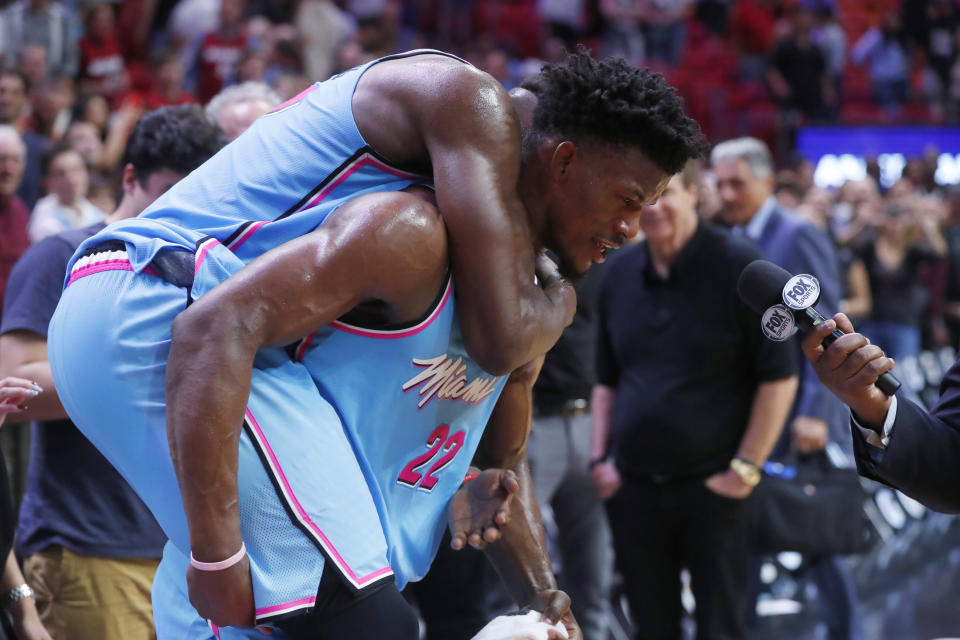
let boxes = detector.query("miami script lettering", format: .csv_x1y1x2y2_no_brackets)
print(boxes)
402,354,499,408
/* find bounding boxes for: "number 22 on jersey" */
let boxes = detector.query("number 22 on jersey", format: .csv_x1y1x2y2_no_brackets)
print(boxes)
397,424,465,491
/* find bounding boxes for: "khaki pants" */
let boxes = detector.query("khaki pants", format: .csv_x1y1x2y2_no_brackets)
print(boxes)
24,546,159,640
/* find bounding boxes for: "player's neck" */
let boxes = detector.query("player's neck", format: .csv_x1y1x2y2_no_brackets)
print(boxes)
517,151,554,251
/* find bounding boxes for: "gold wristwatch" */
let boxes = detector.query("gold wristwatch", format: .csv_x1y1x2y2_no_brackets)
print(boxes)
729,457,761,487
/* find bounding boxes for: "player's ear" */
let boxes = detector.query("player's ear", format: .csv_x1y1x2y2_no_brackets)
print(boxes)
121,163,138,198
550,141,577,184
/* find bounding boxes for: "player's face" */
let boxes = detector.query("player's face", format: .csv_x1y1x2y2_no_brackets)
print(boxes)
548,144,670,278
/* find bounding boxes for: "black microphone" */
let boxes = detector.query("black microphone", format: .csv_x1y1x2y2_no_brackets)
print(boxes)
737,259,900,396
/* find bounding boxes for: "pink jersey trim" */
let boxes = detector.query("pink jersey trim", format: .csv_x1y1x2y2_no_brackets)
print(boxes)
268,85,318,115
228,221,269,251
255,596,317,618
244,408,393,590
294,331,317,362
209,621,220,638
194,238,220,276
298,153,424,213
222,152,424,255
329,276,452,340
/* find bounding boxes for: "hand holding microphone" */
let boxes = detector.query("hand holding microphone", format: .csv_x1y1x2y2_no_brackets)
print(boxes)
738,260,899,429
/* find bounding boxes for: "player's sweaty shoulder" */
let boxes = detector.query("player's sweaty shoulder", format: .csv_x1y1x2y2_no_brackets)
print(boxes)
354,54,517,162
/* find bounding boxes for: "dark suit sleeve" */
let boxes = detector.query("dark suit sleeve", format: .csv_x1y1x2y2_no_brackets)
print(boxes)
785,223,843,423
852,400,960,513
851,354,960,513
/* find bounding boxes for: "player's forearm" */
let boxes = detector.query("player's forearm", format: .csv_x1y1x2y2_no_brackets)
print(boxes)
453,244,574,375
590,384,616,460
167,311,252,559
736,376,798,465
483,456,557,607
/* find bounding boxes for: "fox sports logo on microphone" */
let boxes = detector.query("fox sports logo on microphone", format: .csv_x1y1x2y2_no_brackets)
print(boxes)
781,274,820,310
761,304,798,342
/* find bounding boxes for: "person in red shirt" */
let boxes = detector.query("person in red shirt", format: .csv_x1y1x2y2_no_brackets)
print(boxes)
195,0,248,104
142,51,197,110
78,3,127,101
0,126,29,325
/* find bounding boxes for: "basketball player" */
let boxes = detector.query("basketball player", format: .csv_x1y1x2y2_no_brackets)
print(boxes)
47,50,705,638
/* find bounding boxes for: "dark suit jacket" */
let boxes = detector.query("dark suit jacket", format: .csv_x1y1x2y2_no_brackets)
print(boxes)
753,205,850,451
853,363,960,513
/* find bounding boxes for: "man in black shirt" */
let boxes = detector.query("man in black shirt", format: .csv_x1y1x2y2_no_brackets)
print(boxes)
590,161,797,639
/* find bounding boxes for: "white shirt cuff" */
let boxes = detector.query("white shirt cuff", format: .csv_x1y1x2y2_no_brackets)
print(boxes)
852,395,897,448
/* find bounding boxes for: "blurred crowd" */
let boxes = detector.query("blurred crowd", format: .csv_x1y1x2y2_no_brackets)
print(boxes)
700,153,960,363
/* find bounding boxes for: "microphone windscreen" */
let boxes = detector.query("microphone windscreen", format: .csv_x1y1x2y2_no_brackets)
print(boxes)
738,260,792,314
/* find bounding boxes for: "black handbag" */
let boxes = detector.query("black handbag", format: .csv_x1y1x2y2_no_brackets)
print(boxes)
744,451,870,555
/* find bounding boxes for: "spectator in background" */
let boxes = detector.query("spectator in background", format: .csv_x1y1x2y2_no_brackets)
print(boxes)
767,3,834,121
25,78,70,141
28,144,104,242
196,0,249,103
730,0,776,83
77,3,127,103
811,3,846,98
923,0,958,116
142,51,196,110
0,105,226,640
16,45,47,95
538,0,587,52
65,121,105,174
0,70,29,131
592,160,797,640
295,0,353,82
600,0,645,67
0,0,78,78
0,126,28,328
858,197,948,361
643,0,691,68
851,11,910,115
204,80,279,140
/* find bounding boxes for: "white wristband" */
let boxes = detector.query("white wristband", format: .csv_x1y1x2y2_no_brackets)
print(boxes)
190,542,246,572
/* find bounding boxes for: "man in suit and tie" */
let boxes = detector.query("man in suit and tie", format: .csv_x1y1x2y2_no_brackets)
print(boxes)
712,137,862,640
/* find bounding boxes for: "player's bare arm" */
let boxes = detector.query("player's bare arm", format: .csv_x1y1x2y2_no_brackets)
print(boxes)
354,55,576,375
467,357,582,639
166,190,448,627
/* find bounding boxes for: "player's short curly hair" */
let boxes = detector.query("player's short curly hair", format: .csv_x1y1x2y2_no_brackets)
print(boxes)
122,104,226,184
524,49,707,175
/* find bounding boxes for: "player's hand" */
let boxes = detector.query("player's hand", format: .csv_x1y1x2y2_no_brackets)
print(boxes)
590,460,621,500
801,313,894,429
792,416,828,453
535,253,576,326
530,589,581,640
449,468,520,550
705,469,752,499
187,555,256,629
0,377,41,427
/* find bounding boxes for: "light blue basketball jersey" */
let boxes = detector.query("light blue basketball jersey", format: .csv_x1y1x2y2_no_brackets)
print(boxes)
63,49,463,277
295,278,508,589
